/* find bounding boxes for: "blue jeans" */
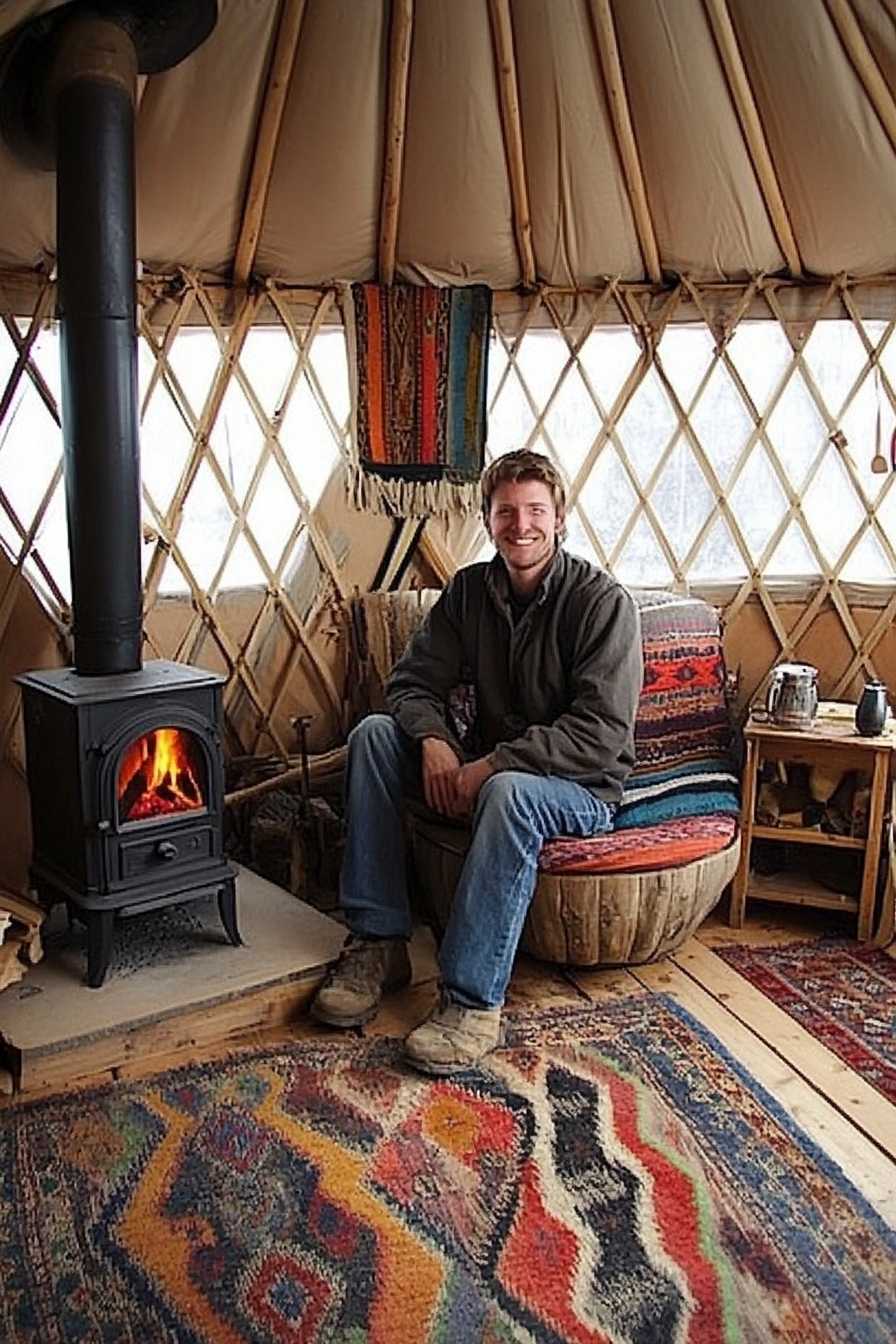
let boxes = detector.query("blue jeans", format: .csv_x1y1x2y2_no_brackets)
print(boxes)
338,714,615,1009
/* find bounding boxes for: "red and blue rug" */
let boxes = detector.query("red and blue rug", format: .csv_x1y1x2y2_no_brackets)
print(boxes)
715,936,896,1105
1,995,894,1343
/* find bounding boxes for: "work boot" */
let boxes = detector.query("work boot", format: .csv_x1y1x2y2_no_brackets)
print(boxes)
404,990,503,1075
310,935,411,1028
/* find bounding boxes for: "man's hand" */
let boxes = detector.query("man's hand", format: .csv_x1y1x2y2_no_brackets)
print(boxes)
421,737,462,814
454,756,496,817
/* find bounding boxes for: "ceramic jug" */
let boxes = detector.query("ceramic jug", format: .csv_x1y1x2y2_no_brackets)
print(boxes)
765,662,818,729
855,680,890,737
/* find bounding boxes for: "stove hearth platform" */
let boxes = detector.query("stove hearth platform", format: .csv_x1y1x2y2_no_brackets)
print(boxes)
0,867,346,1095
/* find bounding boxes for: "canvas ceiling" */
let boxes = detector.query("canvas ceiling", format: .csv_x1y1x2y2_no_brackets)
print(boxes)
2,0,896,291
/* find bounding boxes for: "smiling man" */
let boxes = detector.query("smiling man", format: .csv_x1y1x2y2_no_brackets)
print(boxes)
310,449,643,1072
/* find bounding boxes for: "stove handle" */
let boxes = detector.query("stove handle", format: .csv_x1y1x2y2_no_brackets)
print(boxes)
156,840,179,861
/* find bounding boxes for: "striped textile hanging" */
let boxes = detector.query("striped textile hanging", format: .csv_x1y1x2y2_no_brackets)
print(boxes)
344,282,492,517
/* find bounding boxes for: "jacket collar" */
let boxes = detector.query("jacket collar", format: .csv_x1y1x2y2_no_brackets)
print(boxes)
486,544,566,606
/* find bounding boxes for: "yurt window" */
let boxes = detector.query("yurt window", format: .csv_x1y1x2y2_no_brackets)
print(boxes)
2,281,896,626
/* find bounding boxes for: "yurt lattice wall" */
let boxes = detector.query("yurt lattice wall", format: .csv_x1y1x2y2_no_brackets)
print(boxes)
2,272,896,775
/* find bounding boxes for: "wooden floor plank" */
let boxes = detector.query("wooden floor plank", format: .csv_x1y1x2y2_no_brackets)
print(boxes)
631,954,896,1226
677,936,896,1159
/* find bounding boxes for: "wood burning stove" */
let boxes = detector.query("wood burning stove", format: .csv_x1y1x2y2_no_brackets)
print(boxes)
16,661,238,987
2,1,229,987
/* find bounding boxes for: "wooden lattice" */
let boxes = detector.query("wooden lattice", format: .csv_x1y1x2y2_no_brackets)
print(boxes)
1,270,896,772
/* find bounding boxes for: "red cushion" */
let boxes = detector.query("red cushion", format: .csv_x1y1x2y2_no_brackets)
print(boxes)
538,814,738,876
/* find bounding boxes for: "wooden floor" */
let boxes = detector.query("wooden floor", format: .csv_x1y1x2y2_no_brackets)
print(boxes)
2,889,894,1231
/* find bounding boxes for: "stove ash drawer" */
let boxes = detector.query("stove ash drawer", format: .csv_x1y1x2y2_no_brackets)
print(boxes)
117,825,216,880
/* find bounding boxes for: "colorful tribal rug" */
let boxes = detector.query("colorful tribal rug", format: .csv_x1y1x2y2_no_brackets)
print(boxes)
716,935,896,1105
344,282,491,517
2,996,894,1344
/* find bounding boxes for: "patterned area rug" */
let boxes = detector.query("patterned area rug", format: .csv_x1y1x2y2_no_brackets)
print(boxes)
716,935,896,1105
2,996,894,1344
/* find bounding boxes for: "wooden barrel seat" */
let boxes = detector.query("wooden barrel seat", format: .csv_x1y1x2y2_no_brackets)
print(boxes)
348,587,742,968
411,811,740,967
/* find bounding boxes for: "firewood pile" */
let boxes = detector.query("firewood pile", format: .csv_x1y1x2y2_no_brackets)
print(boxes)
0,890,44,992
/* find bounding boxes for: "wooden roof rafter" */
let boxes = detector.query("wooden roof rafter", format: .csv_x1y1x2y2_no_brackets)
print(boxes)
487,0,536,288
586,0,661,285
233,0,309,288
378,0,414,285
701,0,803,278
824,0,896,159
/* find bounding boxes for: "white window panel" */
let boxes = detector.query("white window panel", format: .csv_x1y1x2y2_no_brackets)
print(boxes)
215,531,266,591
576,448,640,557
802,319,873,421
614,512,674,588
237,328,297,420
139,371,195,515
728,448,790,560
210,377,265,505
279,376,342,512
651,439,716,566
687,363,754,489
577,327,641,411
613,366,678,484
764,521,819,578
542,364,603,481
689,518,744,583
801,448,865,567
764,377,827,492
726,322,793,413
656,325,715,413
164,455,235,596
244,456,297,574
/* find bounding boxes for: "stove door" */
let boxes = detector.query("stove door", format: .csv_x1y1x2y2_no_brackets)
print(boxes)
98,707,225,898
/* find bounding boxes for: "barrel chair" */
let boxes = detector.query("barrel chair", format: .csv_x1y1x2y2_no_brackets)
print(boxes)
345,587,742,968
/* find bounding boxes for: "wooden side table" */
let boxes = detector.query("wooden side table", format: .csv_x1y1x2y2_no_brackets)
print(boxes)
729,712,895,941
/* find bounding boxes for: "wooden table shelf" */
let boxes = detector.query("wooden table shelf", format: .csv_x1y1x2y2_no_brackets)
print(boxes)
729,712,895,940
750,823,866,850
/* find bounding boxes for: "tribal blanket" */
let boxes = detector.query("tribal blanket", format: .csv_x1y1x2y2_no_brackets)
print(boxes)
616,590,741,830
345,282,492,516
2,996,894,1343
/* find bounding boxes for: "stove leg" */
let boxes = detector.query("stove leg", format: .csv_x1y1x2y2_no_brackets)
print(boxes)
85,910,115,988
218,878,241,946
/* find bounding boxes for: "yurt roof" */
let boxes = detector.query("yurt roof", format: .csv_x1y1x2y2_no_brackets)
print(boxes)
3,0,896,290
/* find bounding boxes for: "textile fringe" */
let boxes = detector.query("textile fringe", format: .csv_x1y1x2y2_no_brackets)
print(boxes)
341,280,490,520
347,463,481,518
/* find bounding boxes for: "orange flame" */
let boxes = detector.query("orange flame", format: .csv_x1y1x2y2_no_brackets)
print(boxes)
119,728,204,822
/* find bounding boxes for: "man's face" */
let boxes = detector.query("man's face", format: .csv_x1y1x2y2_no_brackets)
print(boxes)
486,478,563,588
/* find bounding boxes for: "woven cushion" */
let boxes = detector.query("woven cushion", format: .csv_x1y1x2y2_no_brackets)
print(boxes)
615,591,740,829
538,813,738,875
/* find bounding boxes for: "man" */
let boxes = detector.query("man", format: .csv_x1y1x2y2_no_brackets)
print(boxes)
310,449,643,1073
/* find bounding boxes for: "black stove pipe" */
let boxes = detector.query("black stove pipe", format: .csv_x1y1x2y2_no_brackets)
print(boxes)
53,16,143,675
0,1,218,677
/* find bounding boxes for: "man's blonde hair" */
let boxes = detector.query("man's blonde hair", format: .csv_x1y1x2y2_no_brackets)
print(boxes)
480,450,567,538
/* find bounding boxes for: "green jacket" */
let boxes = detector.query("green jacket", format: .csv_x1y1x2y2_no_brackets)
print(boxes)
385,548,643,803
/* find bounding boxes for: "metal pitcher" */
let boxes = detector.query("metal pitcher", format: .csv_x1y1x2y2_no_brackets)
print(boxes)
765,662,818,729
855,680,890,737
